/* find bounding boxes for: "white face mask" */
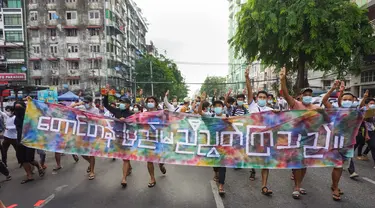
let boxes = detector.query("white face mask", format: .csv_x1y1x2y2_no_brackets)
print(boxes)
6,112,13,117
172,102,178,107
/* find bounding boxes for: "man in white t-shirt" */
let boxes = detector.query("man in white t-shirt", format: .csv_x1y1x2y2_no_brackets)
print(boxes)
245,67,274,196
70,96,99,180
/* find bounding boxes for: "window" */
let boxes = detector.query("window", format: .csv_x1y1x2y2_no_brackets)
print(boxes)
50,45,57,54
323,80,331,87
50,61,58,68
66,29,78,37
30,30,39,38
8,0,22,8
33,45,40,54
30,11,38,21
51,79,59,86
5,31,23,42
88,28,100,36
90,45,100,53
48,11,58,20
66,11,77,20
361,70,375,83
89,11,100,19
50,29,56,37
4,14,22,25
5,49,24,59
67,44,79,53
90,60,101,69
35,79,42,86
29,0,37,4
33,61,41,70
66,0,76,2
69,79,79,85
67,61,79,69
48,0,55,3
89,0,99,2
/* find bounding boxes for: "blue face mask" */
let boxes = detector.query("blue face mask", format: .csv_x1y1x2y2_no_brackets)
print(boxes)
119,103,126,110
237,101,244,106
147,102,155,109
267,100,273,104
352,101,359,108
341,101,353,108
214,107,223,115
302,96,312,104
84,103,91,109
369,104,375,109
257,99,266,107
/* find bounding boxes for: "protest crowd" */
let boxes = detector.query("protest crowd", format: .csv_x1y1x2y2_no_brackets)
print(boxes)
0,66,375,202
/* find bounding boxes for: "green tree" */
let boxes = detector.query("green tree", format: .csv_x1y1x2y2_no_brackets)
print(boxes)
135,55,188,100
231,0,375,92
200,76,227,97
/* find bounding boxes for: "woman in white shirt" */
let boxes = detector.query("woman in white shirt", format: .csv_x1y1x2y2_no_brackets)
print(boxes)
0,106,18,167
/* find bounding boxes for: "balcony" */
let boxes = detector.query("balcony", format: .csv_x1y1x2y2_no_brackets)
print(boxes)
67,69,80,76
66,53,79,59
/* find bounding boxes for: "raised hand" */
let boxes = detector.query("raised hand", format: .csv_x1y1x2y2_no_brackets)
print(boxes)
213,89,217,96
201,91,207,99
245,66,250,78
279,66,286,80
165,90,169,97
139,89,143,96
364,89,369,98
227,88,232,97
339,81,345,91
332,80,340,89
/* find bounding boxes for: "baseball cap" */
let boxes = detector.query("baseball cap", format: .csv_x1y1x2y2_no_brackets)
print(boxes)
183,97,191,102
83,96,93,103
119,97,131,104
300,88,313,94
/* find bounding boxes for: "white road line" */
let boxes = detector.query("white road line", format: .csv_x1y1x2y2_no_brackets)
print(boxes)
35,194,55,208
210,180,225,208
55,185,69,192
362,177,375,185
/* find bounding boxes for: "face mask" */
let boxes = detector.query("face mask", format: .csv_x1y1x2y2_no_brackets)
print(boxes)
119,103,126,110
257,99,266,107
147,102,155,109
196,102,200,106
214,107,222,115
84,103,91,109
172,102,178,107
267,100,273,104
341,101,353,108
352,101,359,107
237,101,244,106
369,104,375,109
302,96,312,105
133,108,139,113
6,112,13,117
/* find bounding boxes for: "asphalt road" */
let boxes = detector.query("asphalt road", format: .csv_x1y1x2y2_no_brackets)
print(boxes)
1,149,375,208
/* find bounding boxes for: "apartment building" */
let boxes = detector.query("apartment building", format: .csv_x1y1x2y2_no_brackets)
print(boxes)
26,0,147,94
0,0,27,85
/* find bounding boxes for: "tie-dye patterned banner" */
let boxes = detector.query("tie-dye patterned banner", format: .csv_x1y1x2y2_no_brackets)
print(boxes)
22,100,363,169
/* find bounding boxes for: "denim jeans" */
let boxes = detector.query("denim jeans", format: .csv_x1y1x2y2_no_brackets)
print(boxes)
213,167,226,185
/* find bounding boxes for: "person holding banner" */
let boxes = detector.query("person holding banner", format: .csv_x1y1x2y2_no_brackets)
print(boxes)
279,66,319,199
322,80,357,201
15,99,45,184
70,96,99,180
102,87,134,188
244,66,275,196
144,96,167,188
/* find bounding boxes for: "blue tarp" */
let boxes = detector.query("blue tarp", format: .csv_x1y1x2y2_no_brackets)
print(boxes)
58,91,79,101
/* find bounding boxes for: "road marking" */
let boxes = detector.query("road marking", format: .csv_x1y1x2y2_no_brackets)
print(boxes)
55,185,68,192
362,177,375,185
5,204,17,208
34,194,55,208
210,180,225,208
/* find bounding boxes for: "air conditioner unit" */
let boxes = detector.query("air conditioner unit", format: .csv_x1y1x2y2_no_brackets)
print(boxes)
51,36,56,40
0,55,5,60
51,70,58,74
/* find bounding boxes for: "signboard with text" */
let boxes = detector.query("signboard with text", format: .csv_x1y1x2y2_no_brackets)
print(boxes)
0,73,27,81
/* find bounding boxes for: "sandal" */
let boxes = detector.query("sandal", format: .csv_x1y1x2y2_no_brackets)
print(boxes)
290,174,295,180
121,182,127,188
261,187,273,196
38,168,45,177
159,164,167,174
292,191,301,199
73,155,79,163
127,167,132,176
86,166,91,173
332,193,341,201
6,175,12,181
88,173,95,180
148,181,156,188
21,178,34,184
53,166,62,172
249,171,256,181
219,187,225,196
299,188,307,195
331,187,344,195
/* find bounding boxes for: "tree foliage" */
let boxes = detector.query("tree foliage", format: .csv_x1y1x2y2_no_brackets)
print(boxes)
200,76,227,97
135,55,188,100
231,0,375,91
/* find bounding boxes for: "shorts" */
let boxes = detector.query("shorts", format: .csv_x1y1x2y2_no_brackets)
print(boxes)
334,152,349,168
16,144,36,164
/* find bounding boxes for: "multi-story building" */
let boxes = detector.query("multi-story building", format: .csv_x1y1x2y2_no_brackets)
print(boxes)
0,0,27,85
227,0,247,94
26,0,147,94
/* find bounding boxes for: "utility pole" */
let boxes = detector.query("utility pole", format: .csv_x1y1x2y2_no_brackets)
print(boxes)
150,60,153,95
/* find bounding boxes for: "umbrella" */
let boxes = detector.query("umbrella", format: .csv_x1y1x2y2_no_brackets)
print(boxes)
58,91,79,101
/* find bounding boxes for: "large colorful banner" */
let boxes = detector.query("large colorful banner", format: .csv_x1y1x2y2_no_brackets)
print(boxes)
22,100,364,169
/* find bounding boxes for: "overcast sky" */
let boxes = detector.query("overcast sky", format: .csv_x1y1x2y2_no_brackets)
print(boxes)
134,0,229,97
